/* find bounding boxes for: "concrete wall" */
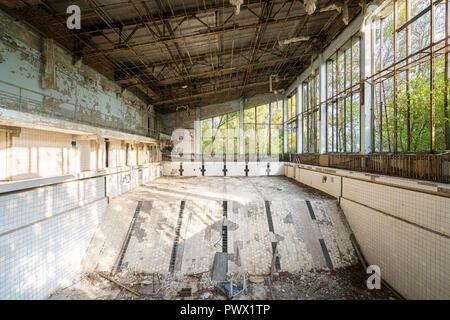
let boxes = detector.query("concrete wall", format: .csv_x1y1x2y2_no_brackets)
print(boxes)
285,163,450,300
0,162,161,300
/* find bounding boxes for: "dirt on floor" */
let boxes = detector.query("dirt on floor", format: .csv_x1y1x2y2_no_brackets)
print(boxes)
48,263,396,300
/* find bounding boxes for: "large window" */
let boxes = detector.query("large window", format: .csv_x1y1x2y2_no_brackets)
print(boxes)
326,37,361,153
303,71,321,153
287,92,297,153
201,111,239,155
371,0,449,152
244,101,284,155
270,100,284,154
201,100,283,155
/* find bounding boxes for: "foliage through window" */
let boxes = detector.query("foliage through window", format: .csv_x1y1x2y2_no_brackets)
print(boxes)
244,101,284,155
303,70,321,153
201,100,283,156
287,92,297,153
371,0,449,152
326,37,361,153
201,111,239,155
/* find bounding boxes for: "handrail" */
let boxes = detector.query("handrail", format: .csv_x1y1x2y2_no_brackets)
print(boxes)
288,153,450,183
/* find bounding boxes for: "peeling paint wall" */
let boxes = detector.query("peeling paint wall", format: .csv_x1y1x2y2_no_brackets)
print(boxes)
0,9,159,138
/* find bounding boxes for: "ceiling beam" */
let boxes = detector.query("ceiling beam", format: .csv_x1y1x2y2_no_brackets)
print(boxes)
116,40,285,73
78,0,264,35
80,10,337,58
122,52,315,85
153,80,280,105
83,0,160,101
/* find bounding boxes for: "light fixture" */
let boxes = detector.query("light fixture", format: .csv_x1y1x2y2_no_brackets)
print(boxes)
342,2,349,25
319,1,349,25
303,0,317,15
176,105,190,112
269,74,279,92
230,0,243,15
319,3,342,13
278,36,310,46
182,84,188,89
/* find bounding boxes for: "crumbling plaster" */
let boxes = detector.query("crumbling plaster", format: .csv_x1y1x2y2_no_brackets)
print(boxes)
0,9,160,139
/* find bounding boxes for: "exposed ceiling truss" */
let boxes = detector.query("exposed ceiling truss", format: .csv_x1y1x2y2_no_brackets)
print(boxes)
0,0,365,113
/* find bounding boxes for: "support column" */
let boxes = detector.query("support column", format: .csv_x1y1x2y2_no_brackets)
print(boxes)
194,107,201,155
239,97,244,155
296,78,303,154
320,54,327,154
283,96,288,153
6,131,12,180
361,16,373,154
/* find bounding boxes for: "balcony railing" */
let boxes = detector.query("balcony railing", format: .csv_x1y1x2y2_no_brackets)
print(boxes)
286,153,450,183
0,79,159,140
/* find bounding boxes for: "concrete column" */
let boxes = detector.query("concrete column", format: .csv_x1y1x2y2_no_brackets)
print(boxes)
283,96,288,153
239,97,244,155
296,78,303,154
0,131,6,180
95,140,99,170
194,107,201,155
320,54,327,154
6,132,12,180
361,16,373,154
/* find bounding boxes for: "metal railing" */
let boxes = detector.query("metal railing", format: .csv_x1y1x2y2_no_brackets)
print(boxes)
0,79,159,139
287,152,450,183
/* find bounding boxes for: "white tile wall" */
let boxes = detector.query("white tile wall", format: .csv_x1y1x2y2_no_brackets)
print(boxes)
0,177,105,235
296,165,341,198
203,162,224,176
225,162,244,176
284,163,450,300
285,164,294,178
162,161,285,177
342,177,450,237
0,198,107,299
268,162,284,175
0,132,7,181
0,162,162,300
341,198,450,300
182,162,202,176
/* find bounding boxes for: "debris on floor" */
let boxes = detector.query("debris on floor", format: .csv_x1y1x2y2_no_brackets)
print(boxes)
216,273,246,299
48,263,396,300
47,177,396,300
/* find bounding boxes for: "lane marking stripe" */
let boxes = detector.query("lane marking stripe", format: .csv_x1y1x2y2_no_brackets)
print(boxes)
305,200,316,220
169,200,185,273
319,238,334,270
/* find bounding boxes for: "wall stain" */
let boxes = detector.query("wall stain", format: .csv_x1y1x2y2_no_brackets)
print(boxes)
0,9,158,137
